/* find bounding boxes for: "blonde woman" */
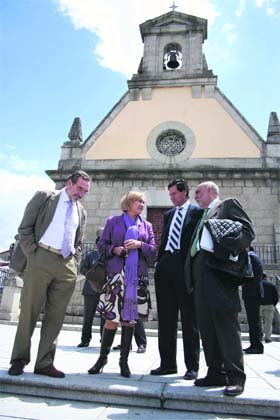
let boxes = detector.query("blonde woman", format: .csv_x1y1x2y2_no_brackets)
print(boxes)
88,191,156,377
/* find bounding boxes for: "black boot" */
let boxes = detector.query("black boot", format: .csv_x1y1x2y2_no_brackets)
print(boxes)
88,328,116,374
119,325,134,378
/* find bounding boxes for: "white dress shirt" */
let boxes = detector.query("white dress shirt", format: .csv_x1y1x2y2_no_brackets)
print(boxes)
165,200,190,251
39,188,79,252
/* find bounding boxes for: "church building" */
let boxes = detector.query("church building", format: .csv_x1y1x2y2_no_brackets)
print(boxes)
47,9,280,269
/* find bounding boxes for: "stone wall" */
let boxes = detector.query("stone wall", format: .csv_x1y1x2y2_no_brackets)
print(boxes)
79,169,279,246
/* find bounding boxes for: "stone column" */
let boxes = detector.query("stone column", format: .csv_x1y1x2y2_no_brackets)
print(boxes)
0,270,23,321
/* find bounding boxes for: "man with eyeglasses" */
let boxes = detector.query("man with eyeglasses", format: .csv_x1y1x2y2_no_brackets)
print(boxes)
150,179,202,380
8,170,91,378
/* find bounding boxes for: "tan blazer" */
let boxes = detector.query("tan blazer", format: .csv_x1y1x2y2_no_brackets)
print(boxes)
10,189,87,273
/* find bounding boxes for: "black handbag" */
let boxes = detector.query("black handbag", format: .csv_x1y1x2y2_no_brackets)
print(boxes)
85,251,106,293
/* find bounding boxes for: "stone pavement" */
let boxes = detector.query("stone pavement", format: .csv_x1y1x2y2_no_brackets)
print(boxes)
0,322,279,419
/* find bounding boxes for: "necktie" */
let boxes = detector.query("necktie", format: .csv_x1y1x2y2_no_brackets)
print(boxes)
61,200,75,258
190,208,208,257
168,207,184,252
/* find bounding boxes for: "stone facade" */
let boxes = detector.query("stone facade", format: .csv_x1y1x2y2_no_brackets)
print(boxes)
45,11,279,321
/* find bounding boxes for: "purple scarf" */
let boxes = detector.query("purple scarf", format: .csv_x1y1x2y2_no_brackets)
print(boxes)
121,212,141,321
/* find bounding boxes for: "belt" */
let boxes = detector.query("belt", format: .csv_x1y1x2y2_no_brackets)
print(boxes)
164,250,180,255
38,243,61,255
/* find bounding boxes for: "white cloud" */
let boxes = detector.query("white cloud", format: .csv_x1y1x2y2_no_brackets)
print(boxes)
0,170,54,251
222,22,237,45
0,152,40,173
255,0,280,16
235,0,246,17
54,0,219,77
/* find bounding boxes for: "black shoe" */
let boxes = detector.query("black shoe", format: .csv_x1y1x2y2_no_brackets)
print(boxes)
34,363,65,378
119,359,131,378
194,375,228,387
113,344,132,351
224,384,244,397
136,345,146,354
113,344,121,351
183,369,198,380
8,360,25,376
150,366,177,376
244,346,263,354
265,339,272,343
77,342,90,348
88,357,107,374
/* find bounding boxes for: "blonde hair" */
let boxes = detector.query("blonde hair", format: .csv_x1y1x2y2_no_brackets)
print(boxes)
121,191,145,212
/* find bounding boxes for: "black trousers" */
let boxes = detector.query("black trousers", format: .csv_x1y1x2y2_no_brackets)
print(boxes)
134,319,147,347
155,252,200,371
193,252,246,385
81,293,103,343
244,298,263,349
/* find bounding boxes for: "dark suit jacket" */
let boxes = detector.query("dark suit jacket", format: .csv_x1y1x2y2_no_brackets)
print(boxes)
261,280,279,306
10,189,87,273
242,251,263,300
185,197,255,312
157,203,202,263
80,250,100,295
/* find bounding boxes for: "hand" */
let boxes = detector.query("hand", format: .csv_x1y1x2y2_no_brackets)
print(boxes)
123,239,142,250
113,246,127,257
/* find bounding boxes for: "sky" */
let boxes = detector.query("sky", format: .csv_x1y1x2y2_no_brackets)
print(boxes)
0,0,279,252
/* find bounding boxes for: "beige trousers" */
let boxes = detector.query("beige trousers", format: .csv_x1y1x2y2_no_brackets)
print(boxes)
10,247,77,369
260,305,274,341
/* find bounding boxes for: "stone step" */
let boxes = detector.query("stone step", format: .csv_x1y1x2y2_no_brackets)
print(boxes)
1,372,279,419
1,323,279,419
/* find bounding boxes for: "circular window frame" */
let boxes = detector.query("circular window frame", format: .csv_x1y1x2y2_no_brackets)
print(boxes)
146,121,196,164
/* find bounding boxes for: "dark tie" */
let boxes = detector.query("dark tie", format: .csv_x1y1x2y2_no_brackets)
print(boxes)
190,208,208,257
168,207,184,252
61,200,75,258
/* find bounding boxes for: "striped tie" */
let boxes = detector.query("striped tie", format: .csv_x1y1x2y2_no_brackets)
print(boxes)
168,207,183,252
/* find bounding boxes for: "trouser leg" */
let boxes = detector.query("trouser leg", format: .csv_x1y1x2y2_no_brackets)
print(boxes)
155,255,179,369
244,299,263,349
35,252,77,369
81,293,100,343
10,251,48,365
134,319,147,348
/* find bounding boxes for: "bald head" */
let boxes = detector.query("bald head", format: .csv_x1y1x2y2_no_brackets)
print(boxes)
194,181,219,209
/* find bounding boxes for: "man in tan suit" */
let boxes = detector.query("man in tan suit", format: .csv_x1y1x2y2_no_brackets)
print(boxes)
8,170,91,378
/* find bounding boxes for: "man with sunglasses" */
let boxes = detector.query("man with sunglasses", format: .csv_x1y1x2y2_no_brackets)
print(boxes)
150,179,202,380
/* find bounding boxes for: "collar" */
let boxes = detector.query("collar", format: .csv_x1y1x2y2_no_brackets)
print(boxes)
207,197,220,210
177,199,190,211
61,187,77,206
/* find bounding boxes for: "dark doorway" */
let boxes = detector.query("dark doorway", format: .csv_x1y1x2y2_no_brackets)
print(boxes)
147,207,170,264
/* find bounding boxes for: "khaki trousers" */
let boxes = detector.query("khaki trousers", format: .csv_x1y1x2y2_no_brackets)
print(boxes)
10,247,77,369
260,305,274,340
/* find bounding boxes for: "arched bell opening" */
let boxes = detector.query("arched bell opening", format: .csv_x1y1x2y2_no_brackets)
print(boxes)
163,43,182,70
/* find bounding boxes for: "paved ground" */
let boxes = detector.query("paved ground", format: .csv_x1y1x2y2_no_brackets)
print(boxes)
0,322,279,420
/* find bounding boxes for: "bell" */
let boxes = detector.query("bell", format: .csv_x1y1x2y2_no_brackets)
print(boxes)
167,52,179,69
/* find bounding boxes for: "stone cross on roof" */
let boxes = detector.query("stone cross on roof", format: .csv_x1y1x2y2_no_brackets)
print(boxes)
169,1,179,12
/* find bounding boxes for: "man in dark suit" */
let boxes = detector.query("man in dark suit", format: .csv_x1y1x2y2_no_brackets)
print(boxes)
150,179,202,380
186,181,255,397
242,246,264,354
9,170,91,378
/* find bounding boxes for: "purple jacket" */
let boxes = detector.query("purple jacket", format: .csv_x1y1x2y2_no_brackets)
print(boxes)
98,214,156,276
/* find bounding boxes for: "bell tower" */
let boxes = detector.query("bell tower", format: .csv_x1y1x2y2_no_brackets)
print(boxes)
128,10,216,96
